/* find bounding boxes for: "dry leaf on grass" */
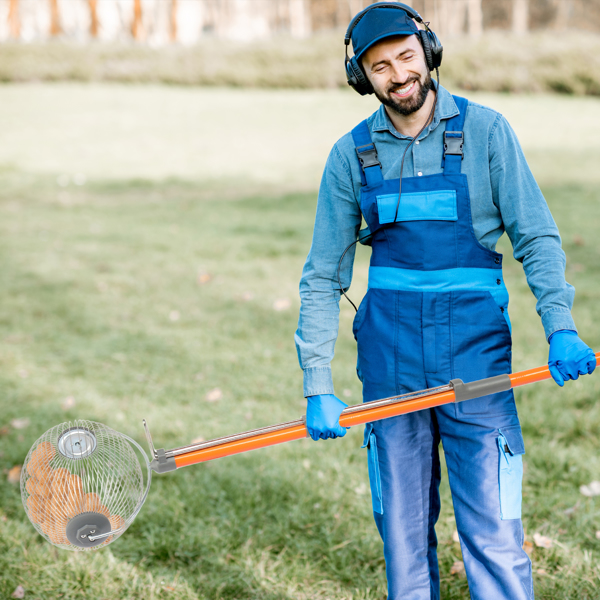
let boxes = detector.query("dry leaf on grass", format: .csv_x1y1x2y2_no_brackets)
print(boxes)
7,465,21,484
11,585,25,598
523,540,534,555
580,481,600,497
11,418,30,430
343,389,352,397
533,533,553,548
191,436,205,444
452,530,460,543
169,310,180,322
272,298,291,311
62,396,76,410
450,561,465,576
197,272,212,285
595,531,600,540
205,388,222,402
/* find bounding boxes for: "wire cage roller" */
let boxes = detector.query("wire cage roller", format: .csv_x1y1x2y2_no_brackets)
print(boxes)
20,420,151,551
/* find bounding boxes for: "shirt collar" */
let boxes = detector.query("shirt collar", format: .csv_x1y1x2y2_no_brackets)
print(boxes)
371,83,459,139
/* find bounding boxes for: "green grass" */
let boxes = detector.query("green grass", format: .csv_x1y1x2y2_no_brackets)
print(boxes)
0,86,599,598
2,30,600,96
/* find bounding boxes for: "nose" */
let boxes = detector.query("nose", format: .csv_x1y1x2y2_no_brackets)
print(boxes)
389,61,412,86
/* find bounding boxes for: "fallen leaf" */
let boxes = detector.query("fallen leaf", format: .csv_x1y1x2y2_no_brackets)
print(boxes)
302,459,311,470
163,586,176,592
573,235,585,246
272,298,291,311
354,482,367,496
523,540,534,555
7,465,21,484
197,272,212,285
580,481,600,497
343,389,352,398
241,291,254,301
191,436,205,444
11,418,30,430
11,586,25,599
169,310,180,322
0,426,10,437
205,388,222,402
595,531,600,540
533,533,553,549
62,396,76,410
452,530,460,543
536,569,548,576
450,561,465,576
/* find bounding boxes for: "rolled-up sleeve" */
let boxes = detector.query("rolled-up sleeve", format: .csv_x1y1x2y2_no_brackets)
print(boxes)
489,115,576,339
295,144,362,397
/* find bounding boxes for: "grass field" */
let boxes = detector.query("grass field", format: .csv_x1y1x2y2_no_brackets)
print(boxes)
0,84,599,599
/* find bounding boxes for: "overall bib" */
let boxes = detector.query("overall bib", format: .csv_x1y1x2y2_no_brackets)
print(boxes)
351,97,533,600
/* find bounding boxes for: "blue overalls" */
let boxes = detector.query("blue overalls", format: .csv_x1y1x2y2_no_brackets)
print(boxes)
351,97,533,600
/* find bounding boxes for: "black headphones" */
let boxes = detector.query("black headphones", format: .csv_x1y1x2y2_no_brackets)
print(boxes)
345,1,443,96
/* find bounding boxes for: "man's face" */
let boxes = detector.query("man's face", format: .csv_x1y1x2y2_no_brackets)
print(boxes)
362,35,432,117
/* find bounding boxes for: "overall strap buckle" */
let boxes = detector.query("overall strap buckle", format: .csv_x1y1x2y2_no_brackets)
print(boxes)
444,132,464,158
355,143,381,169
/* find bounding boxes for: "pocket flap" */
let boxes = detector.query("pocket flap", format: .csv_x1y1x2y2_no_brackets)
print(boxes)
499,425,525,455
376,190,457,224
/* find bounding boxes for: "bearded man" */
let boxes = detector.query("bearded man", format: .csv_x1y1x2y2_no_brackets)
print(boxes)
294,2,596,599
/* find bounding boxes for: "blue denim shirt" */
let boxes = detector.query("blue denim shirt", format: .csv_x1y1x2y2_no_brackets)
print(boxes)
295,85,576,397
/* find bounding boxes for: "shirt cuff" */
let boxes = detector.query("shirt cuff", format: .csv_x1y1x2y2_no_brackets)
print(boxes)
541,309,577,341
303,366,334,398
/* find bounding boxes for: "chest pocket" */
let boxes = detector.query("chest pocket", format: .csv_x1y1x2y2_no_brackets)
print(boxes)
376,190,458,225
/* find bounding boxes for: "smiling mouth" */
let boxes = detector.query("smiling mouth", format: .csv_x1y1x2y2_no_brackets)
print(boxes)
390,80,417,98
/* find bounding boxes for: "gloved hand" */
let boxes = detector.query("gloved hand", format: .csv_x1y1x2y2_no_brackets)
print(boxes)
548,330,596,387
306,394,348,441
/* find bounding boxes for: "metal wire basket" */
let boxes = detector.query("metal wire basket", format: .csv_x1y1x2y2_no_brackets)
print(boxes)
20,420,151,551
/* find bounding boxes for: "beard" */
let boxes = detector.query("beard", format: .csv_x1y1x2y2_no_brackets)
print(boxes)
373,71,433,117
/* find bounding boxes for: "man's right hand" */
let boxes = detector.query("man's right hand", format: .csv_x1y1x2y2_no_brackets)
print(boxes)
306,394,348,441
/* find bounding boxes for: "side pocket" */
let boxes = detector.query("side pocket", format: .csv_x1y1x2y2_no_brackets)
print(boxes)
362,424,383,515
498,426,525,520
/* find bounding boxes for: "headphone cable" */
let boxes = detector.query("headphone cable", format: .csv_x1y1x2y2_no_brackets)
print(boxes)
337,67,440,313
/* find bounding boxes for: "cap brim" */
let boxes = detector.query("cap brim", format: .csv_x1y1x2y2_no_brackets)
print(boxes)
355,31,417,62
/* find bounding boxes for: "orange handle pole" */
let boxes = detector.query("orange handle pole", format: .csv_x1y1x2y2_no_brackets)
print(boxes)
172,352,600,469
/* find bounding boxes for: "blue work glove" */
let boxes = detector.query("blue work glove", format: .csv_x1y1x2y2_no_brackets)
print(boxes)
548,330,596,387
306,394,348,441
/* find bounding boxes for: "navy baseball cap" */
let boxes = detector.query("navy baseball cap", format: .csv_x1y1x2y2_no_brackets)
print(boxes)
351,7,419,61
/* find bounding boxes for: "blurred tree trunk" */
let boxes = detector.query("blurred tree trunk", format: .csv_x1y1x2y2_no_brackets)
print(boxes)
170,0,178,42
553,0,572,29
512,0,529,33
466,0,483,36
49,0,61,36
131,0,144,40
290,0,310,37
89,0,99,38
8,0,20,39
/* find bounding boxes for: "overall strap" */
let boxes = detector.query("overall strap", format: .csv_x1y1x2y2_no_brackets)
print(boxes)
351,120,383,186
443,95,469,174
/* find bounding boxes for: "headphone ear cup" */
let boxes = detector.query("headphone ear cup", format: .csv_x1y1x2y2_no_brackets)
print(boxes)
346,57,373,96
419,30,443,70
418,30,434,71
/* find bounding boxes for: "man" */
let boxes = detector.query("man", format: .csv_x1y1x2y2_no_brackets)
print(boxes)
294,2,597,599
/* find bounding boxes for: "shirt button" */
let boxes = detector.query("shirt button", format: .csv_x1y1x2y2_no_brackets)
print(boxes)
415,140,420,145
496,279,501,285
495,257,500,264
418,171,423,176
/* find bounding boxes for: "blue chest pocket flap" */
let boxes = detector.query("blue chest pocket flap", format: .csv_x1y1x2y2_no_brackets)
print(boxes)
376,190,457,225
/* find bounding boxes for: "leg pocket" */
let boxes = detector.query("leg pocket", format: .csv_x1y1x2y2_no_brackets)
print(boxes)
498,426,525,520
362,424,383,515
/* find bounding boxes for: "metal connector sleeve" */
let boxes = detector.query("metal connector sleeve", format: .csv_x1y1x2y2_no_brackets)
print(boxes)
450,374,512,403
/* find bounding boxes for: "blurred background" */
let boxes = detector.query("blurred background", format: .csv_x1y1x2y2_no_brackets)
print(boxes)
0,1,600,600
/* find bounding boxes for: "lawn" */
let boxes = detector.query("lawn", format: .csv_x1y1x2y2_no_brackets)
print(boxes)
0,84,599,599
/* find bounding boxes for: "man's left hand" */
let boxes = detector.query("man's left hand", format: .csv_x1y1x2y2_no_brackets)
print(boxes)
548,330,596,387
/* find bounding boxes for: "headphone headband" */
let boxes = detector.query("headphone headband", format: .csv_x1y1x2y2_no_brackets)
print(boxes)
344,2,424,45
